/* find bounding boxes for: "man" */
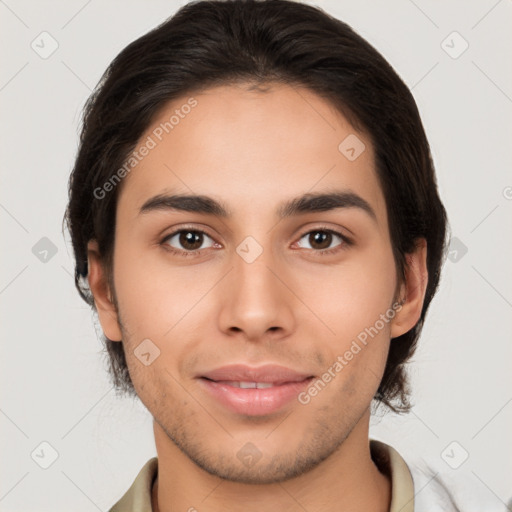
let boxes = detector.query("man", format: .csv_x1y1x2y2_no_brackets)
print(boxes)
64,1,453,510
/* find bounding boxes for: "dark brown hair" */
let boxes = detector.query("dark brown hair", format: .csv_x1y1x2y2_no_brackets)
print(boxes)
64,0,447,412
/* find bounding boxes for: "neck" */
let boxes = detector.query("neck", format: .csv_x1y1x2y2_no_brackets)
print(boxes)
151,410,391,512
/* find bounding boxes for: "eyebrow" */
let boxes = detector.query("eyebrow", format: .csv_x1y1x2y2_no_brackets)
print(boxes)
139,190,377,221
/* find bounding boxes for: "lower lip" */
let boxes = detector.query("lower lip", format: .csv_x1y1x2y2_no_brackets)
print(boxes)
198,377,314,416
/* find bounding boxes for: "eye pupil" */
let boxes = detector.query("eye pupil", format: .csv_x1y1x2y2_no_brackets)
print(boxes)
180,231,203,250
310,231,331,249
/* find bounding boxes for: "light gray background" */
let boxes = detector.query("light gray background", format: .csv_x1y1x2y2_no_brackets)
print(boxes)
1,0,511,510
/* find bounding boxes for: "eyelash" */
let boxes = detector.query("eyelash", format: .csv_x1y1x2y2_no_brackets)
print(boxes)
160,225,353,258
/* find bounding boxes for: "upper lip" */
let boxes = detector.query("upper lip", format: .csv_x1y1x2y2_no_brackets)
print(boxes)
199,364,314,385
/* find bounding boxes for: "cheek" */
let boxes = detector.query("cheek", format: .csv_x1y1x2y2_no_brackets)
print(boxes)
302,249,397,345
112,243,218,352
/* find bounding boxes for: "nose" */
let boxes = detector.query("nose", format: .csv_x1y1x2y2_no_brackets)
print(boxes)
216,245,296,342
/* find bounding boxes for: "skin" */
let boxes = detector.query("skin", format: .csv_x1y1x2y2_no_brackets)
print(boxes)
88,82,427,512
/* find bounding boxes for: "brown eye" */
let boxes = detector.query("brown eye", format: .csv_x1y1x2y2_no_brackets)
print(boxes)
296,229,348,253
308,231,333,250
163,229,215,252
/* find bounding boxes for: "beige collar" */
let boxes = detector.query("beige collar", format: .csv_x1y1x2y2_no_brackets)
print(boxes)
109,440,414,512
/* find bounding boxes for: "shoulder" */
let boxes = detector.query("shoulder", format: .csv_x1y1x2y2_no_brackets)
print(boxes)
407,459,509,512
109,457,158,512
371,439,510,512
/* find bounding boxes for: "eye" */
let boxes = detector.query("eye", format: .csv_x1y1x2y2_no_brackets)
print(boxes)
161,228,217,255
295,228,351,255
160,226,352,258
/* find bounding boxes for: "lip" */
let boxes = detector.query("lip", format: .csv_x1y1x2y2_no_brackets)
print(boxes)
199,364,313,384
197,364,315,416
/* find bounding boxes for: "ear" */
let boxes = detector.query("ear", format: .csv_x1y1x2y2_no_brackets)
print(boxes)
87,240,122,342
390,238,428,339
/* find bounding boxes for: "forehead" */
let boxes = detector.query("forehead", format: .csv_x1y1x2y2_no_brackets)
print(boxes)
117,82,386,224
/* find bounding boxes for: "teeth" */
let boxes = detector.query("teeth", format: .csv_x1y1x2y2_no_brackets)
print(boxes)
230,381,275,389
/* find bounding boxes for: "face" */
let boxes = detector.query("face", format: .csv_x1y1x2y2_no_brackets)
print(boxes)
89,82,422,484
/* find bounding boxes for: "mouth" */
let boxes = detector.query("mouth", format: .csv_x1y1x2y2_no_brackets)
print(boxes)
205,380,291,389
198,374,315,416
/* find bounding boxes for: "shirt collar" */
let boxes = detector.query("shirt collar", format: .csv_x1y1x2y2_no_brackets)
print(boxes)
370,440,415,512
109,440,414,512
